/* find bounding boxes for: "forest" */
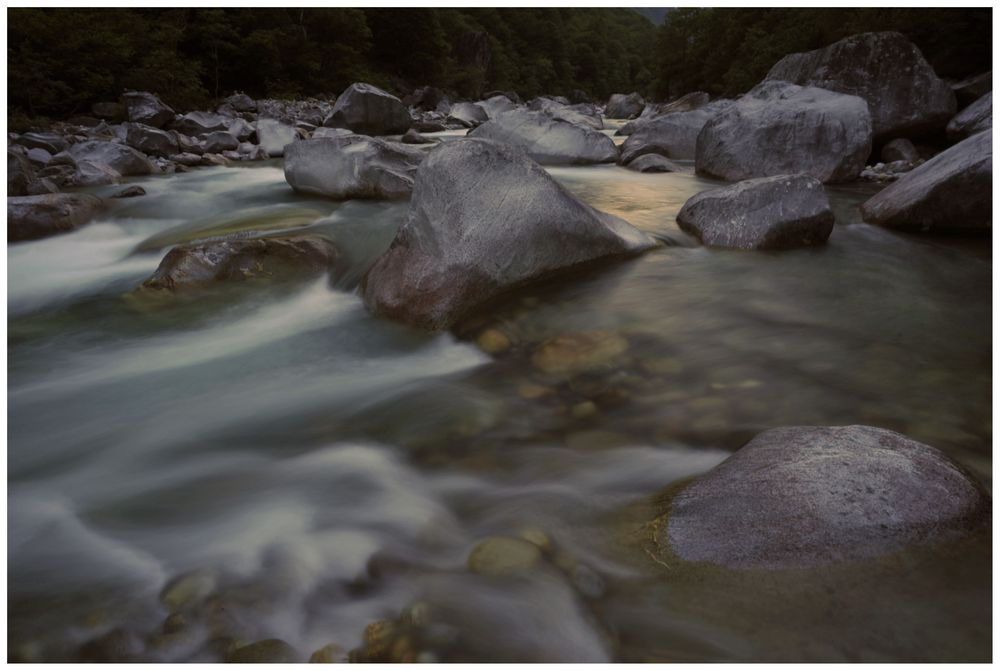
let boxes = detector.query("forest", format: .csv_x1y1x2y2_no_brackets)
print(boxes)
8,7,990,122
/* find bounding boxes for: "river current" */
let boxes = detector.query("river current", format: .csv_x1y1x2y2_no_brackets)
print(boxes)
7,130,991,662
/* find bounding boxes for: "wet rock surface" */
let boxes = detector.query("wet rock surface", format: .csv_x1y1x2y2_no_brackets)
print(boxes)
8,193,104,242
677,174,835,250
660,425,990,569
469,109,618,165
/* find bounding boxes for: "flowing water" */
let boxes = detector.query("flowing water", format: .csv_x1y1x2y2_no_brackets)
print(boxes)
7,140,991,662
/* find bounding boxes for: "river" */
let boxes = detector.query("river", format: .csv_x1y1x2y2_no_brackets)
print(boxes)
7,134,991,662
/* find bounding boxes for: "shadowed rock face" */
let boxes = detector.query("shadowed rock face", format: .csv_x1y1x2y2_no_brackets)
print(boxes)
765,31,956,141
8,193,104,242
662,425,990,570
620,101,733,163
605,92,644,119
946,92,992,142
362,138,656,330
696,81,872,183
860,130,992,232
141,236,340,291
323,83,412,136
676,174,834,250
283,135,426,200
123,91,175,129
469,109,618,165
123,122,179,157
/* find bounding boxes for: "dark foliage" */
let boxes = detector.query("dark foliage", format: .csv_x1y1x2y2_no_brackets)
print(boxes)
8,8,656,118
653,8,991,98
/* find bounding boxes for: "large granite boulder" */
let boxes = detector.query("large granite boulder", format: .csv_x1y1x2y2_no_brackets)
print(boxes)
859,130,991,232
8,150,53,196
201,131,240,154
659,425,990,570
123,91,175,129
447,102,488,128
223,91,257,113
123,123,179,158
283,135,425,200
676,174,834,250
323,83,411,135
605,92,644,119
142,236,340,291
619,101,733,163
8,193,104,242
256,118,298,157
172,111,231,137
361,138,656,330
70,160,123,187
696,81,872,183
765,31,956,140
67,141,155,176
468,109,618,165
951,71,991,108
946,92,992,142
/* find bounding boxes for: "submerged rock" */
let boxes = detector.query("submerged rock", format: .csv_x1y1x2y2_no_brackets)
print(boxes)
696,81,872,183
361,139,655,330
227,639,299,663
660,425,990,569
283,135,425,199
159,569,217,611
532,331,629,375
142,236,340,291
111,185,146,198
605,92,644,119
765,31,956,140
859,130,991,232
676,174,834,250
68,140,155,176
946,92,992,142
324,83,411,135
468,537,543,577
469,109,618,165
8,193,104,242
123,91,176,128
620,101,732,163
625,154,682,173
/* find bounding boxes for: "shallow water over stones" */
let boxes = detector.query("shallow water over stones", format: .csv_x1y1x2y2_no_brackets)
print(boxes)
8,149,990,661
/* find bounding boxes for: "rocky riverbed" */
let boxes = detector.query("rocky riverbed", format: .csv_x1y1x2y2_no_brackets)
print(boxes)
7,30,992,663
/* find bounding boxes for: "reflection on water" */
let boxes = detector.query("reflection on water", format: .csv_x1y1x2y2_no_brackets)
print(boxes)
7,154,991,662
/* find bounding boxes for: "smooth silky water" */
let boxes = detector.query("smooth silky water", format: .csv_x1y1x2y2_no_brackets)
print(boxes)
8,150,991,661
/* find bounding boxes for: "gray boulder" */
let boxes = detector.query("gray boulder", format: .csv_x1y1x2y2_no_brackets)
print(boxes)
19,132,69,154
68,141,155,176
469,109,618,165
477,94,518,119
123,122,179,157
624,154,682,173
26,147,53,167
880,138,920,163
661,425,989,570
696,81,872,183
283,135,426,200
619,101,733,163
765,31,956,140
142,236,340,292
605,92,644,119
224,92,257,113
952,71,991,108
201,131,240,154
123,91,175,128
256,118,298,157
323,83,411,135
946,92,991,142
528,97,603,130
172,111,230,137
70,160,123,187
8,193,104,242
859,130,991,232
8,150,39,196
677,174,834,250
447,102,488,128
361,138,656,330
